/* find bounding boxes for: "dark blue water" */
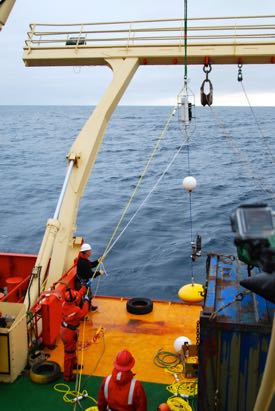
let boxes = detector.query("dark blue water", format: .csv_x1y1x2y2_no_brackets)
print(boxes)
0,105,274,301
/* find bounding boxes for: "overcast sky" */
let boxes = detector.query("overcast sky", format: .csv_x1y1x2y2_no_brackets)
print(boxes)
1,0,275,106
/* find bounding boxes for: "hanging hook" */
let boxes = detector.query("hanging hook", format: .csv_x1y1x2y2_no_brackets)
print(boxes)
201,63,213,106
203,63,212,80
238,63,243,82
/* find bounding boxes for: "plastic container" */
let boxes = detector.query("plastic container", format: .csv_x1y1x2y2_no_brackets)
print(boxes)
5,277,23,302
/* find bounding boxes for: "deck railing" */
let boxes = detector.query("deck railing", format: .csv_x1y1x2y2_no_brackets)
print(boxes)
25,15,275,50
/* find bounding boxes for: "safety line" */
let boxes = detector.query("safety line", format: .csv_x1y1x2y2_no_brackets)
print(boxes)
80,327,106,390
101,105,177,258
104,131,190,258
89,105,178,282
61,316,106,409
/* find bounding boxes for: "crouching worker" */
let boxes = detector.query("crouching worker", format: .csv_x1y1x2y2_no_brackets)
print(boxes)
97,349,147,411
60,285,90,382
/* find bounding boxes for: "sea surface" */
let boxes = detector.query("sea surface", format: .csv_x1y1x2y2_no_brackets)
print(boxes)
0,105,275,301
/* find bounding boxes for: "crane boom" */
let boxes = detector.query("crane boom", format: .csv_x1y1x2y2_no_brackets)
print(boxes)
25,57,139,308
0,0,16,30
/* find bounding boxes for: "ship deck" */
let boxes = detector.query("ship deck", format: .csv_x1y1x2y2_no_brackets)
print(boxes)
1,295,201,410
46,295,202,384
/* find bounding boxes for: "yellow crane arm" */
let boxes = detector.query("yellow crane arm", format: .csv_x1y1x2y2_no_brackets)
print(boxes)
25,57,139,308
0,0,16,30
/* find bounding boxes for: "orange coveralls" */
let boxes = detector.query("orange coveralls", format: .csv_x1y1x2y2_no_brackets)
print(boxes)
60,286,89,381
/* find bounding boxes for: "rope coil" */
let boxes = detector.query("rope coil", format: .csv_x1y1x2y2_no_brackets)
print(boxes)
154,350,181,369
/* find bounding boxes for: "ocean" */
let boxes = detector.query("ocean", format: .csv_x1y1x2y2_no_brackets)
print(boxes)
0,105,275,301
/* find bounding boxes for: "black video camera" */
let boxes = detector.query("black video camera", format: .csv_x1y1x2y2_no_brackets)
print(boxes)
231,204,274,241
231,203,275,303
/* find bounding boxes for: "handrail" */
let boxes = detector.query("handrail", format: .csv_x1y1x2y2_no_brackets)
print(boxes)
24,15,275,50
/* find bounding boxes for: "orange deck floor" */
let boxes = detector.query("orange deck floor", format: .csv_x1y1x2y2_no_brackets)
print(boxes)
46,296,201,384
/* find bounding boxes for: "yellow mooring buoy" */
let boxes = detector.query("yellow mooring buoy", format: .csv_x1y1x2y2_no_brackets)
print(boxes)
178,283,204,303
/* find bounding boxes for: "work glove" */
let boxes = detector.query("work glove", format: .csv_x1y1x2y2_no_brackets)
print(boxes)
98,256,105,264
87,278,93,288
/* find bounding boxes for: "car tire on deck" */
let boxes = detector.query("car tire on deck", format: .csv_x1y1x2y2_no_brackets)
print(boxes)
126,297,153,315
29,361,61,384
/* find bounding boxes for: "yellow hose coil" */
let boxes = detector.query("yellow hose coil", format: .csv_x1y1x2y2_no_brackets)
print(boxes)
167,396,193,411
166,381,198,397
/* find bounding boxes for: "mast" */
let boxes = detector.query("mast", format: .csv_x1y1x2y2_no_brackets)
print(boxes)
24,57,139,308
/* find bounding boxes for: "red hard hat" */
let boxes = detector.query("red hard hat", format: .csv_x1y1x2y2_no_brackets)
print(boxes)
64,288,78,303
114,349,135,371
157,404,171,411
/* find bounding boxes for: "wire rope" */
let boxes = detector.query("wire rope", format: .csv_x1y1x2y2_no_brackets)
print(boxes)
53,383,97,406
80,328,106,389
104,130,190,258
188,190,194,283
88,105,178,281
183,0,188,82
184,127,195,283
53,322,98,409
207,105,275,200
54,316,106,409
240,80,275,164
182,0,197,284
98,106,177,259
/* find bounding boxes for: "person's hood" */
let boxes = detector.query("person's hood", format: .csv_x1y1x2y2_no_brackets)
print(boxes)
111,368,135,385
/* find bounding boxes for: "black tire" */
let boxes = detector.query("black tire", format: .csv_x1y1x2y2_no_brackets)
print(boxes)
126,297,153,315
29,361,61,384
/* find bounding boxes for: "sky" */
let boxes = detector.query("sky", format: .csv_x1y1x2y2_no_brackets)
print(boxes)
1,0,275,106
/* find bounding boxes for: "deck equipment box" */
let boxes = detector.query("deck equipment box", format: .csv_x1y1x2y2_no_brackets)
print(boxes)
198,253,274,411
0,302,28,382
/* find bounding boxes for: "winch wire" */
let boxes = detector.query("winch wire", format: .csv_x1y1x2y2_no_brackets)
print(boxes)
87,106,177,280
182,0,196,282
185,129,195,283
240,80,275,163
101,106,177,258
183,0,188,82
188,191,194,283
207,105,275,200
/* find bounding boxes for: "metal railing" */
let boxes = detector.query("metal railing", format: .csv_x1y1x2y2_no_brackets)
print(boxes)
24,15,275,50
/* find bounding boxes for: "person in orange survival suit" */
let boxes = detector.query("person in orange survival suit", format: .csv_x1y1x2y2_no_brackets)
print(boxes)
97,349,147,411
60,286,90,382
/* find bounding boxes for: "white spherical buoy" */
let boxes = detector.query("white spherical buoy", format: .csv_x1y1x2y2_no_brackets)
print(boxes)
173,336,192,352
182,176,197,192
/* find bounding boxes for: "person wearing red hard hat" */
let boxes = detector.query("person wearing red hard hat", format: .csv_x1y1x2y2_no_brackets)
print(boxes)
60,285,90,382
76,242,104,311
97,349,147,411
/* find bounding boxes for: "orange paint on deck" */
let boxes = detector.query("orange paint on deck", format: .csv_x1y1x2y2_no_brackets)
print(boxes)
46,296,201,384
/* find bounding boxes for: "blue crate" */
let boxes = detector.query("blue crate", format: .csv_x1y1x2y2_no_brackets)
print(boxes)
198,253,275,411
